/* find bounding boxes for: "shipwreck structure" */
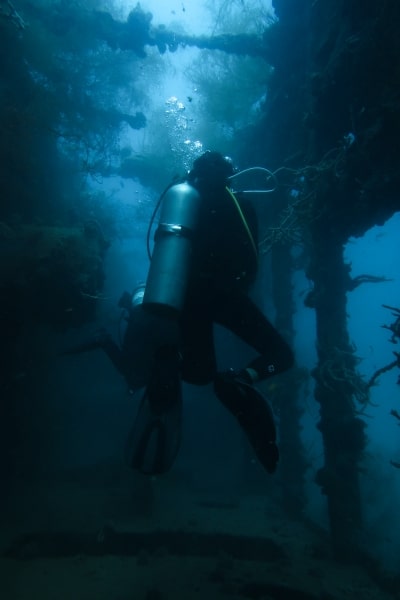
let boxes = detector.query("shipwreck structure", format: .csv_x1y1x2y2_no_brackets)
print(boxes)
0,1,399,575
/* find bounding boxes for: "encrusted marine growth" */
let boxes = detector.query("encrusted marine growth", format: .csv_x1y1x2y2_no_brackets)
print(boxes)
0,221,109,329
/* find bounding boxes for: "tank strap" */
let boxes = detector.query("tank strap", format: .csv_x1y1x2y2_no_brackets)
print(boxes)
156,223,195,239
225,186,258,260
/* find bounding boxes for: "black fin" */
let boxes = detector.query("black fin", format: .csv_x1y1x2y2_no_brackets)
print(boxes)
214,371,279,474
125,347,182,475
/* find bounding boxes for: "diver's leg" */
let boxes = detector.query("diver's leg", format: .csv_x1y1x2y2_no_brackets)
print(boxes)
179,318,216,385
61,330,127,377
125,344,183,475
179,290,217,385
214,290,294,381
146,344,182,413
100,335,128,378
126,288,217,474
212,291,293,473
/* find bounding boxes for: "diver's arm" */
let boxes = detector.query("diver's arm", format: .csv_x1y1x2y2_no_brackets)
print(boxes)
61,331,127,376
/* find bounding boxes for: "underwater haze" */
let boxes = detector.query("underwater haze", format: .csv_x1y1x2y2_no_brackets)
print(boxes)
1,1,400,599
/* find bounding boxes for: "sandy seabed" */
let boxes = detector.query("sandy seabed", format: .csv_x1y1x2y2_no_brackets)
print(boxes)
0,463,396,600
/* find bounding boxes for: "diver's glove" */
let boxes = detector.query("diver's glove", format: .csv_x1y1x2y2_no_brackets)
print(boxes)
214,369,279,474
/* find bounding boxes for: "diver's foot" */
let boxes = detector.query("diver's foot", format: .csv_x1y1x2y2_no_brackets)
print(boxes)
214,370,279,474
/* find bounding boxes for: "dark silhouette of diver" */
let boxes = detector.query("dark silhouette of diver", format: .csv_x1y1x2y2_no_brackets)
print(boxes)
65,152,294,475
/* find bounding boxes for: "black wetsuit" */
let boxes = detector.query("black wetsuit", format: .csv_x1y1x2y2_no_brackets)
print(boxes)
96,182,293,390
179,183,294,385
63,170,294,474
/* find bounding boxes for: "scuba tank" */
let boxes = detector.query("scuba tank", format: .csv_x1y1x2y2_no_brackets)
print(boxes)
142,182,201,316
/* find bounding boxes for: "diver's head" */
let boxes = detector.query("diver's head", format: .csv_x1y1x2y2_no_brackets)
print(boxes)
188,151,235,190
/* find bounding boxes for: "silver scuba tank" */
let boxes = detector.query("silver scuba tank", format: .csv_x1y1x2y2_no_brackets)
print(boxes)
142,182,201,316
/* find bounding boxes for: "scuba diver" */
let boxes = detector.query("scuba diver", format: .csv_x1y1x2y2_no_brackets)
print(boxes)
64,151,294,475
